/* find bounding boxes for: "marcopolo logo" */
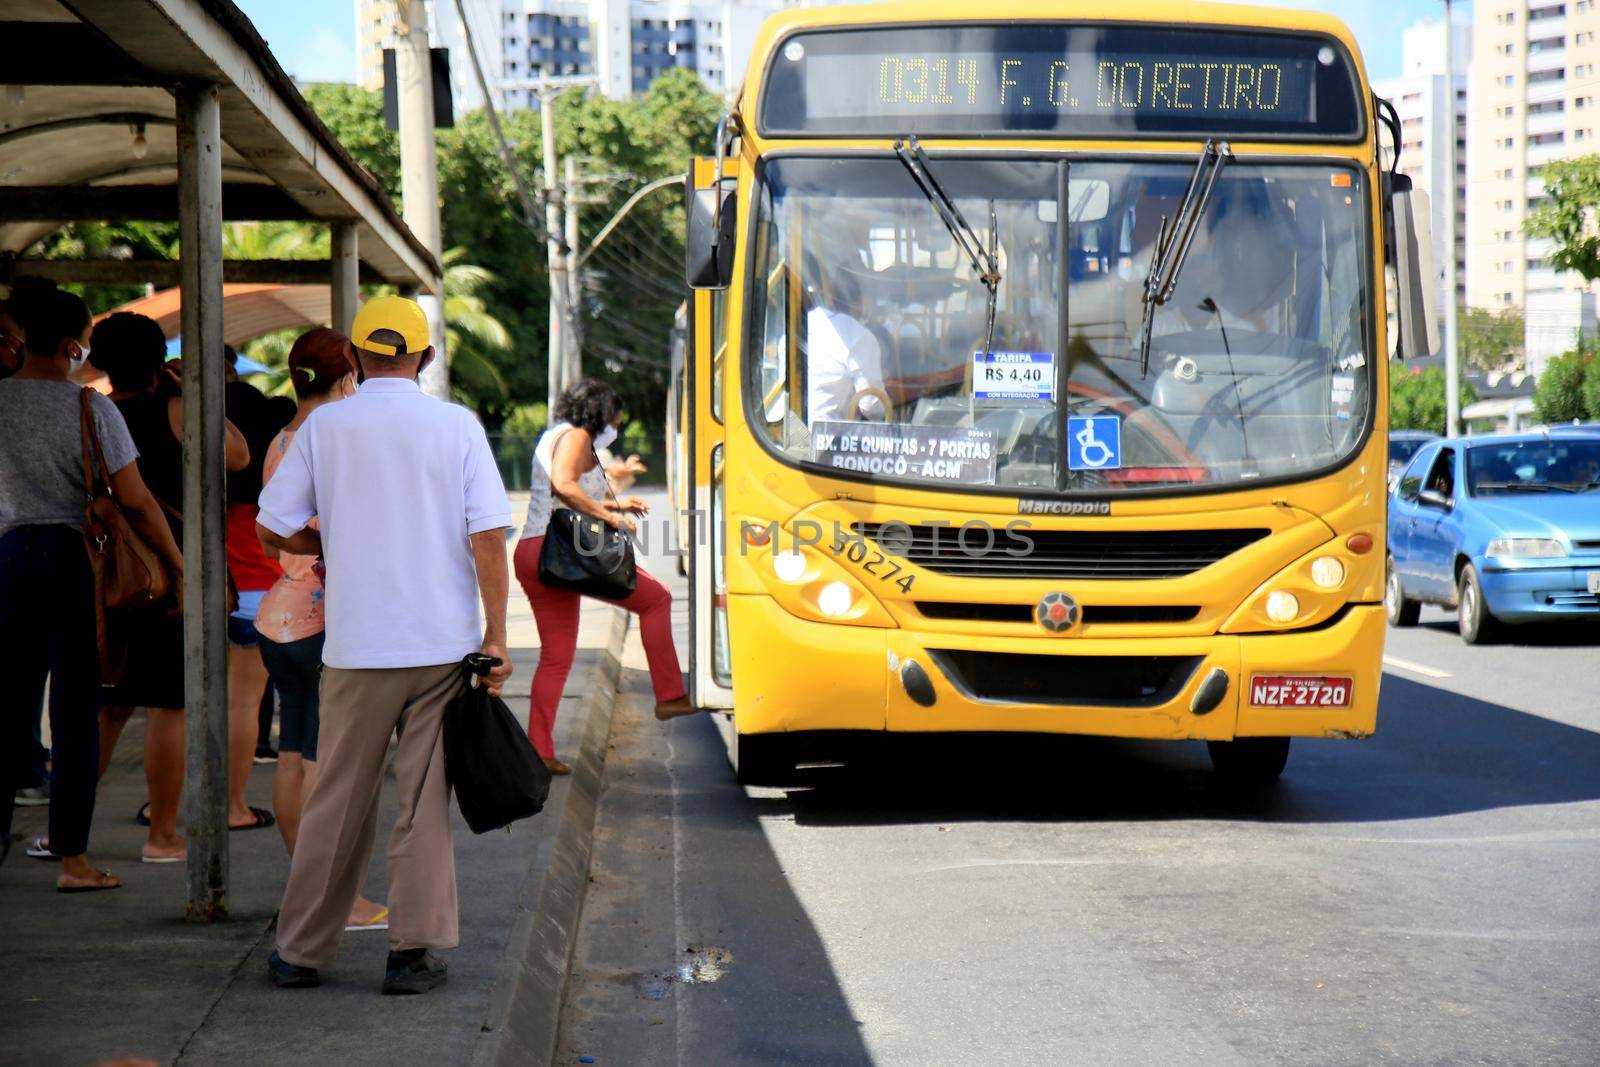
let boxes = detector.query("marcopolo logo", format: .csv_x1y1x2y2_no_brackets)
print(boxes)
1017,499,1112,516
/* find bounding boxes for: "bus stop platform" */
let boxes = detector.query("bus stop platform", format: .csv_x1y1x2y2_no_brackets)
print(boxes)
0,577,627,1066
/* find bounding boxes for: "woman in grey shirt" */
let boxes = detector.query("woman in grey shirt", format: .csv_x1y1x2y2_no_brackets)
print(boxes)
0,288,182,892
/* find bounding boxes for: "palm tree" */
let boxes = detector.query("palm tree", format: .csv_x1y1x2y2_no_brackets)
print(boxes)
441,246,511,395
219,221,327,260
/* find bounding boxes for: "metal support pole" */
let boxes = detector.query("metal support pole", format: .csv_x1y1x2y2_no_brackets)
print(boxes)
1442,0,1461,436
396,0,449,398
176,82,229,922
331,222,360,335
565,155,582,388
542,75,568,415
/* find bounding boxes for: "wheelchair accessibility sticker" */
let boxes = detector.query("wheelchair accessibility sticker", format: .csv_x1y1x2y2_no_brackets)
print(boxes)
1067,416,1122,471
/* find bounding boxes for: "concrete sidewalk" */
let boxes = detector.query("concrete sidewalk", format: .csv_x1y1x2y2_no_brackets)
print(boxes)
0,534,627,1066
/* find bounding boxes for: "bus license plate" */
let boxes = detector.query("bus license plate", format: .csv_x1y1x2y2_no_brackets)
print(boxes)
1588,572,1600,595
1250,675,1352,708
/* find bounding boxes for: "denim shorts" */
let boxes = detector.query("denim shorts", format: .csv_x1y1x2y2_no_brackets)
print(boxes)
228,589,266,648
257,631,324,760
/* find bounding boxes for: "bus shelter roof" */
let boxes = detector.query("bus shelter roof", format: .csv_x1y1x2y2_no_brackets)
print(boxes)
0,0,439,292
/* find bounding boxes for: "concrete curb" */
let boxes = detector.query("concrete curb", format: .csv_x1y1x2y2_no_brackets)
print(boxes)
472,604,630,1067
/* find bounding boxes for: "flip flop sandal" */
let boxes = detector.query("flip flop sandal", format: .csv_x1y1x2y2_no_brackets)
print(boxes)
25,837,56,860
57,869,120,894
141,851,186,865
229,806,276,831
135,802,151,826
345,907,390,932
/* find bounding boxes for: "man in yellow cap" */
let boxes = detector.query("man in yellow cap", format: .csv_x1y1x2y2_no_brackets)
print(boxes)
258,296,513,995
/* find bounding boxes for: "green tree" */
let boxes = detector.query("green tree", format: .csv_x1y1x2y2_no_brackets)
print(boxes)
1458,306,1524,372
441,246,512,404
1524,155,1600,283
1390,365,1478,434
301,82,401,198
1534,340,1599,424
219,221,327,260
303,69,722,435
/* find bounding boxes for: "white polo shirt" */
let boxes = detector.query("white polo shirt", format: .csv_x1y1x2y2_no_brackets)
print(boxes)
805,306,885,423
257,378,511,669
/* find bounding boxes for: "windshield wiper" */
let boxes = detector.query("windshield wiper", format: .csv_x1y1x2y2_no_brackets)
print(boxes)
893,136,1003,357
1138,139,1232,377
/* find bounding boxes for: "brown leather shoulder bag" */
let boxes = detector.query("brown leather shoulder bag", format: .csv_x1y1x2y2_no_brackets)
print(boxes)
80,388,170,678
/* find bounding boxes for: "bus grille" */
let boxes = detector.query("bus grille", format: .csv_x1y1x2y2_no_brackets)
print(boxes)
915,602,1200,624
928,650,1202,707
857,524,1269,580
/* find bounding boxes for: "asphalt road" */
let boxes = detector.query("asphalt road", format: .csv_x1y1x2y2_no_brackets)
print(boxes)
557,493,1600,1066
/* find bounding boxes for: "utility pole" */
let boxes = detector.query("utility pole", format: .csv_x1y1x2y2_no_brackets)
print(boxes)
527,74,595,414
563,156,616,390
395,0,449,399
1442,0,1461,436
565,155,582,390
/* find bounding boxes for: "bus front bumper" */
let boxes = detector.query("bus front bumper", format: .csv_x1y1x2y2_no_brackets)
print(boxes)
728,595,1384,741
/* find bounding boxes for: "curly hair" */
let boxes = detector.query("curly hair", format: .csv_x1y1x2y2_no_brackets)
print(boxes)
90,312,168,392
554,377,623,436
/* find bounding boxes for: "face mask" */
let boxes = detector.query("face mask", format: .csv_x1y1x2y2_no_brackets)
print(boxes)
69,341,90,374
595,425,619,450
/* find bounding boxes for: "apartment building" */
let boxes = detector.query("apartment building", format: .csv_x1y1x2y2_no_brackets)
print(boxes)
1467,0,1600,311
357,0,400,91
358,0,777,109
1374,19,1471,328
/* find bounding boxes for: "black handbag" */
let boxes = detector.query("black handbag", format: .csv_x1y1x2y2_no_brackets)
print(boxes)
443,654,552,834
536,436,638,601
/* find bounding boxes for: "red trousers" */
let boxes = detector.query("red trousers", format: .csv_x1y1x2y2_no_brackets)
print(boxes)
513,536,687,759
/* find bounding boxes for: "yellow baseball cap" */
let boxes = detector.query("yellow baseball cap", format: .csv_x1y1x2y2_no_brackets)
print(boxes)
350,295,430,357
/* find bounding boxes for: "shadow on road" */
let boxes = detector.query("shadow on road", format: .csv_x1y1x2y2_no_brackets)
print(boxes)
1418,617,1600,647
756,673,1600,828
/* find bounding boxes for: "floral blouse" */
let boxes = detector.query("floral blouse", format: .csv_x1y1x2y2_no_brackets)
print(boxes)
256,430,325,644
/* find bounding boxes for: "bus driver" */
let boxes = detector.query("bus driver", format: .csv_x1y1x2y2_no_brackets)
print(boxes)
804,268,889,424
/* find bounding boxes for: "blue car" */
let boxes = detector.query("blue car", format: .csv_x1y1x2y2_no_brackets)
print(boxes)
1388,430,1440,492
1386,432,1600,642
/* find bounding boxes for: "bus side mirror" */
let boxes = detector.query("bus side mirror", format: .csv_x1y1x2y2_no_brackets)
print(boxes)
686,184,736,291
1389,176,1440,359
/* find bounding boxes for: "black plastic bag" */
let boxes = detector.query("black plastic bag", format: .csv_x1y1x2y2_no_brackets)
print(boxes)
443,654,552,834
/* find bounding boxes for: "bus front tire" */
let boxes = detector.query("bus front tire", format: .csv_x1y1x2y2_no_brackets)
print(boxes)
733,730,795,786
1206,737,1290,787
1457,564,1501,644
1385,557,1421,627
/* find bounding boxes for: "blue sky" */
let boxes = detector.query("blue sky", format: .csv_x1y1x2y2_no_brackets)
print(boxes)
234,0,1469,86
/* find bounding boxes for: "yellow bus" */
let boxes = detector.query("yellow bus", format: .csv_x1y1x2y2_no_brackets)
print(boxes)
672,2,1439,785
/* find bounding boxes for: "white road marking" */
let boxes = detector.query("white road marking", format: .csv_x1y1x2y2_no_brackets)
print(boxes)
1383,655,1451,679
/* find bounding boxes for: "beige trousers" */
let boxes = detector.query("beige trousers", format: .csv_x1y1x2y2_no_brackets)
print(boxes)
275,661,462,969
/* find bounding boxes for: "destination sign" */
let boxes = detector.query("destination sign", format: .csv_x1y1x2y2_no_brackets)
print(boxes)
760,25,1362,139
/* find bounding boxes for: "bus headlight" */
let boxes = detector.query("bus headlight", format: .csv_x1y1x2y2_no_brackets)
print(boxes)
816,582,854,618
772,551,807,583
1310,556,1346,588
1264,591,1300,623
1486,538,1566,559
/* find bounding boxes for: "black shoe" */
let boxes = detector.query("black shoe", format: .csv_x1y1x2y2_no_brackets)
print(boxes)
267,950,320,988
382,949,448,995
253,745,279,765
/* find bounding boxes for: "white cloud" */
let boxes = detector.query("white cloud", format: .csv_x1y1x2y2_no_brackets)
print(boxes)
285,24,357,85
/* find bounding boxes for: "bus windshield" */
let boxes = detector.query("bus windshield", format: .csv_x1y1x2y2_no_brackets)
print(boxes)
747,156,1372,494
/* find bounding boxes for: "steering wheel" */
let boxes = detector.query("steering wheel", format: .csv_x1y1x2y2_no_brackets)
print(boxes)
847,386,892,421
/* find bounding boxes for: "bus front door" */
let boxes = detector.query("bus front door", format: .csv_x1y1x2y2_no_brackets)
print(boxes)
686,156,736,710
